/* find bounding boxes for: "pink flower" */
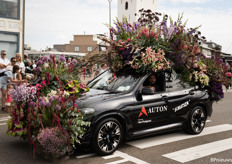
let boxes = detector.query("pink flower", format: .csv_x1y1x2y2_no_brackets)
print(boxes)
146,47,152,54
193,63,198,68
225,72,232,77
80,83,87,90
132,64,138,69
41,80,46,86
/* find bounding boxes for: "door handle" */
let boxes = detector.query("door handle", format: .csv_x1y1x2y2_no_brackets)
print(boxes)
189,90,194,95
162,95,168,101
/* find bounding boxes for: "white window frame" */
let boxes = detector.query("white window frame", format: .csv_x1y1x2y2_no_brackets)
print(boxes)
74,46,79,52
87,46,92,52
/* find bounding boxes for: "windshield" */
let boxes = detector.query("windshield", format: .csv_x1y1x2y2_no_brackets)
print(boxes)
87,70,140,92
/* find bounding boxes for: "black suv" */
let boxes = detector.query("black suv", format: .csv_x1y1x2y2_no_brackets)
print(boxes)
76,69,213,155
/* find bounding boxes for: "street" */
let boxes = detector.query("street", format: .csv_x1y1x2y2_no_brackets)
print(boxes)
0,90,232,164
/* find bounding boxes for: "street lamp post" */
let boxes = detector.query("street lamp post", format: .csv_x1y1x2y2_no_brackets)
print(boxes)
108,0,112,40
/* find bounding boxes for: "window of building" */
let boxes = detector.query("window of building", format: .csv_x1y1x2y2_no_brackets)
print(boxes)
87,46,92,52
0,0,20,19
74,46,79,52
0,32,19,58
125,2,128,10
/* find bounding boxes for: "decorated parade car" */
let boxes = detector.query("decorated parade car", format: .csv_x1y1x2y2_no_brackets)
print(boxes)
78,68,213,155
6,9,231,160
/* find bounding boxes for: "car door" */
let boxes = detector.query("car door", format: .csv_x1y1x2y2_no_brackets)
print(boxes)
164,69,196,123
129,73,169,132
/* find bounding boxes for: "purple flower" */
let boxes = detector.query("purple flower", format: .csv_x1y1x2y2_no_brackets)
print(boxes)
36,67,41,72
71,59,77,65
29,102,36,108
55,105,61,111
46,102,51,108
39,97,43,102
42,56,49,62
211,55,215,60
37,60,43,65
54,96,59,100
49,54,55,59
48,58,52,63
39,100,46,107
49,97,54,102
60,56,66,62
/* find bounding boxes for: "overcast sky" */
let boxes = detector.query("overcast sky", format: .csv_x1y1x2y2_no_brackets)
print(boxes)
25,0,232,54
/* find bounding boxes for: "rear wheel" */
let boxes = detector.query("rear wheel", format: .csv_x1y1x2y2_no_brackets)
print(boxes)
92,118,123,155
184,106,206,134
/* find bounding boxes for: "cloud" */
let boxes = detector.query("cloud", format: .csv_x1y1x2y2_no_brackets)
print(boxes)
25,0,117,50
25,0,232,54
170,0,211,4
156,6,232,54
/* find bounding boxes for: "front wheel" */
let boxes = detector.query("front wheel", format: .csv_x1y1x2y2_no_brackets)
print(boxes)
92,118,123,155
184,106,206,134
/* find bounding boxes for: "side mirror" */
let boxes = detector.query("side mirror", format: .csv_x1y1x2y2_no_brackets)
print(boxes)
142,87,154,95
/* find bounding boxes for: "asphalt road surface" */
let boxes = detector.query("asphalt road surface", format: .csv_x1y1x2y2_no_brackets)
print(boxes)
1,91,232,164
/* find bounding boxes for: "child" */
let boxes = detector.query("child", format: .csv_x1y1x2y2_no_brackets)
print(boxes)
6,84,13,113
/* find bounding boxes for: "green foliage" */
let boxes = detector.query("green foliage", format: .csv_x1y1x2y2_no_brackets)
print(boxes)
61,108,91,148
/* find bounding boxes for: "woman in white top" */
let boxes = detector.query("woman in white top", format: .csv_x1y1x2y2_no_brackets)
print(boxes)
15,53,25,78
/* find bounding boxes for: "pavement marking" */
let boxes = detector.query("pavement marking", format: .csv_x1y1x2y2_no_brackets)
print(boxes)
163,138,232,163
0,123,7,126
0,118,9,122
103,150,150,164
127,124,232,149
0,116,11,122
106,159,129,164
75,153,96,159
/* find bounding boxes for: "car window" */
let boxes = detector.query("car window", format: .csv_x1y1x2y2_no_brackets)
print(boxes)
87,70,140,92
143,73,164,93
165,69,191,92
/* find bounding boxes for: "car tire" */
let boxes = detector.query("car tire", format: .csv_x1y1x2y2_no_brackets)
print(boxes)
92,118,123,155
184,106,206,134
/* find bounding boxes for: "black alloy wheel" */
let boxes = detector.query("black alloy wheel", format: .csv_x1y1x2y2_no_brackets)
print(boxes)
92,118,123,155
184,106,206,134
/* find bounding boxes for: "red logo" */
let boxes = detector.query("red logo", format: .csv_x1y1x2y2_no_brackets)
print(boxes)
138,106,148,118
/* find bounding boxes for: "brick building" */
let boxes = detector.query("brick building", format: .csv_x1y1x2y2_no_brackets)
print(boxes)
53,35,103,55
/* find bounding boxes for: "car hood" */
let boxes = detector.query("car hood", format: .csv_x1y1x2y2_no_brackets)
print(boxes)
76,88,119,107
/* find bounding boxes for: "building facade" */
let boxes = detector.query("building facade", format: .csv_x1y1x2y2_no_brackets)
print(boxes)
54,35,103,55
201,41,224,58
0,0,25,59
118,0,157,23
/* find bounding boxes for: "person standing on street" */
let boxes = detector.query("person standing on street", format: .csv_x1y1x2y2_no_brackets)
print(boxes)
0,50,11,111
15,53,25,79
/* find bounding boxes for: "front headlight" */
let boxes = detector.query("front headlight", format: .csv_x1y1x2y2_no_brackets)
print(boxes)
80,108,95,115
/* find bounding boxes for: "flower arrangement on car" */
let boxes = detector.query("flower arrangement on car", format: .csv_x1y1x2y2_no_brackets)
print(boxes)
7,54,90,160
96,9,231,102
